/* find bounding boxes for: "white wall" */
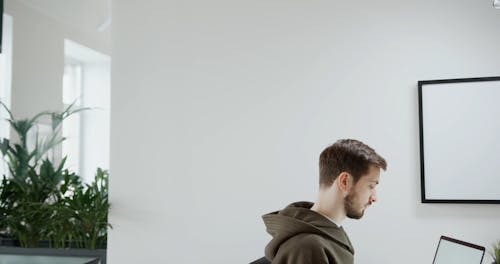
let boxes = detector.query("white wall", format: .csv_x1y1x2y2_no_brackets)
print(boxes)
109,0,500,263
5,0,109,119
4,0,110,175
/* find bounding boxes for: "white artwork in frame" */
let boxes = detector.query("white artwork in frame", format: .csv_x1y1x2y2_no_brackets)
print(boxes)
418,76,500,204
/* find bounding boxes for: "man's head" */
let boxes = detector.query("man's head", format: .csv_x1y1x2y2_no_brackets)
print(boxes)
319,139,387,219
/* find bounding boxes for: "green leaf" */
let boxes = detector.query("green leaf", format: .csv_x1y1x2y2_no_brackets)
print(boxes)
0,138,10,156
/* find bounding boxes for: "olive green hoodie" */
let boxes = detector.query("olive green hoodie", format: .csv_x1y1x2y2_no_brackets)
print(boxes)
263,201,354,264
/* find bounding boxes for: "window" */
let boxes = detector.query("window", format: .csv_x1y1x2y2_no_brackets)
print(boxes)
63,39,110,183
62,60,83,175
0,13,12,175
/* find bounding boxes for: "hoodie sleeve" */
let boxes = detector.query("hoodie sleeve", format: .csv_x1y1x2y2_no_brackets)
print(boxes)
271,234,332,264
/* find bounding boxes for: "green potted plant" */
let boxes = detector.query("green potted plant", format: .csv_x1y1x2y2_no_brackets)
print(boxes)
60,168,110,249
0,101,82,247
0,101,110,255
490,240,500,264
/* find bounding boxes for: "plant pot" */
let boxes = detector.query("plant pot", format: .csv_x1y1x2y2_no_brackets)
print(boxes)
0,234,21,247
0,247,106,264
0,235,107,249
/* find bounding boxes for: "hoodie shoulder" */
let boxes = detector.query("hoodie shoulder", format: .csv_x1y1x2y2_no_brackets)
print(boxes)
272,233,330,264
262,202,354,262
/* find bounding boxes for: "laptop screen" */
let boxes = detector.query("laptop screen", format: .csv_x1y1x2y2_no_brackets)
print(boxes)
433,236,485,264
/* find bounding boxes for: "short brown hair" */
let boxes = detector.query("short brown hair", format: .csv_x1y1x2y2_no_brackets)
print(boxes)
319,139,387,186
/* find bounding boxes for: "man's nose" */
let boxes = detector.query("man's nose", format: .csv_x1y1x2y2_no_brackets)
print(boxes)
370,193,377,204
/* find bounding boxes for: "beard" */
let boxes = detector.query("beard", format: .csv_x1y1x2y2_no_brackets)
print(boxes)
344,191,365,219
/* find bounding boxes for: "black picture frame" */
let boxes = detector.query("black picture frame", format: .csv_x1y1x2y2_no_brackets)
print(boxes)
418,76,500,204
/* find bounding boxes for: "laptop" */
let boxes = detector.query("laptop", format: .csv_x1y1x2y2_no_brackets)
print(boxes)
432,236,485,264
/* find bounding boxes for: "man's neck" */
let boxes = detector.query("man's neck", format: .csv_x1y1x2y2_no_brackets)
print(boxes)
310,187,346,225
311,203,346,226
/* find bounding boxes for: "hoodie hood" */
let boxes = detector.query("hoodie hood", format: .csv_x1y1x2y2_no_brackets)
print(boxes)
262,201,354,260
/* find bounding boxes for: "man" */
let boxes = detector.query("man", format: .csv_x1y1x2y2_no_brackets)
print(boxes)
261,139,387,264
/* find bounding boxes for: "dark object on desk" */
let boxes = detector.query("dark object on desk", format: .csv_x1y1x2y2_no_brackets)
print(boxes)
250,256,271,264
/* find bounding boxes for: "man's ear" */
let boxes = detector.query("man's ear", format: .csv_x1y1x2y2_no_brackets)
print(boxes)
336,172,352,192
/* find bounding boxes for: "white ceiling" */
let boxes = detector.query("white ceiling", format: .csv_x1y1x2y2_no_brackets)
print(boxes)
17,0,111,33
